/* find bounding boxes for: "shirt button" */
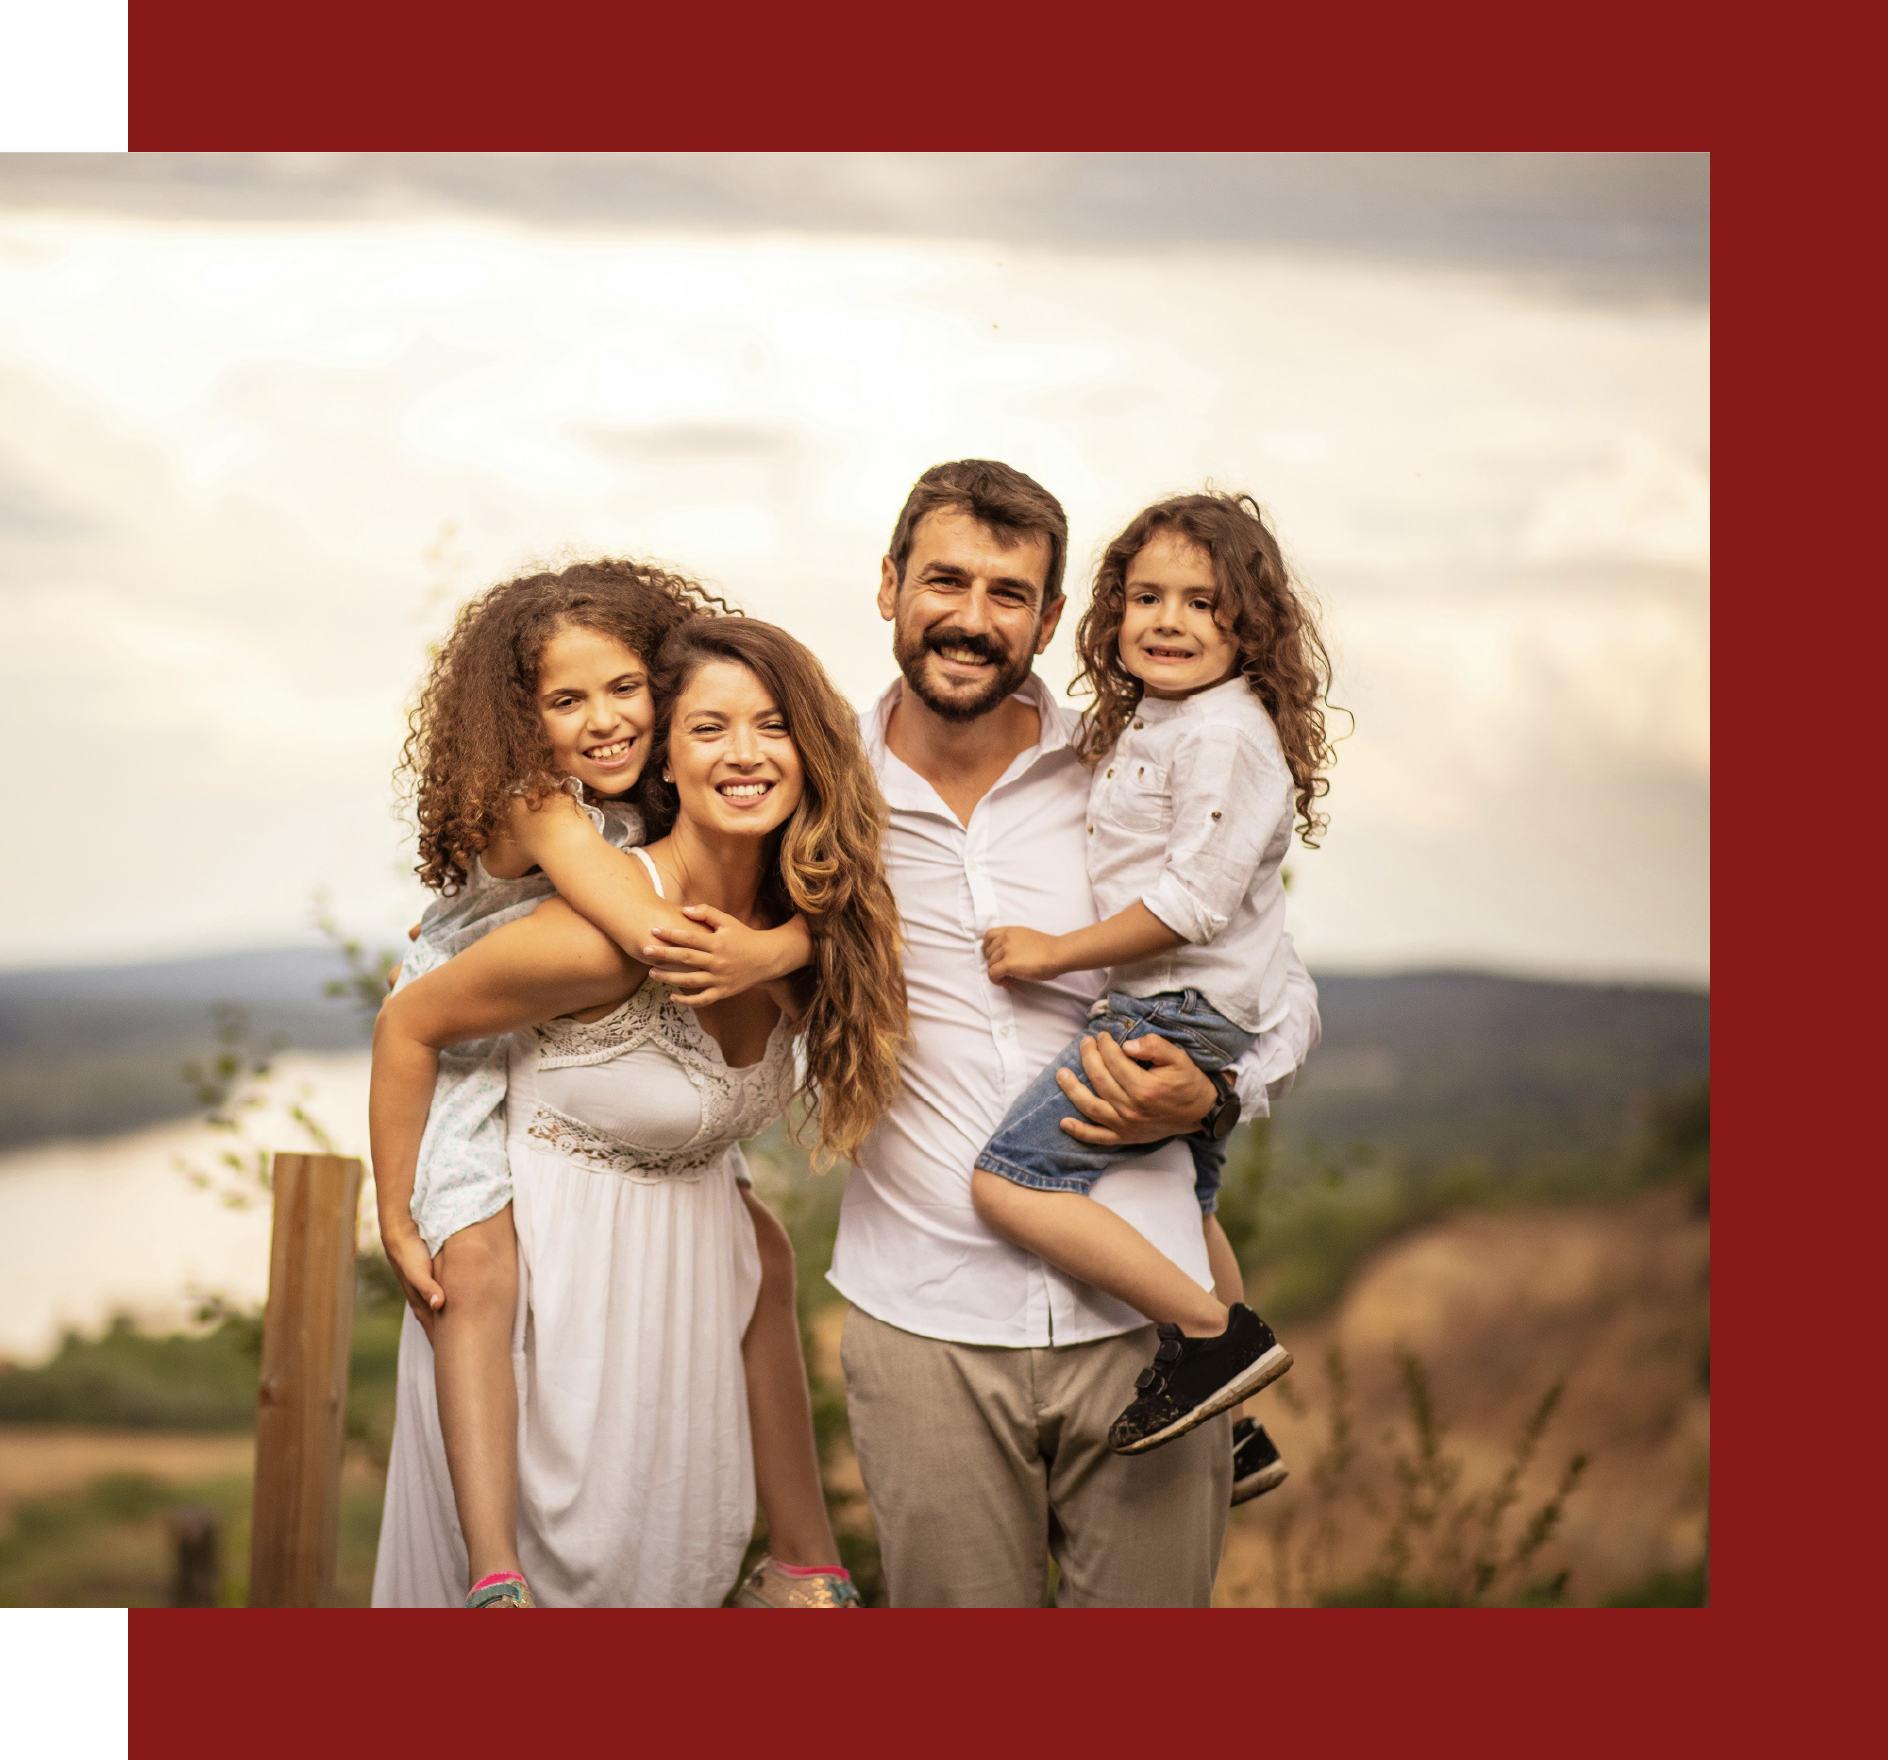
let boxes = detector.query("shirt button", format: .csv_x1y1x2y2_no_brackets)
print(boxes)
1133,719,1143,729
1087,824,1094,834
1106,768,1114,778
998,1024,1011,1038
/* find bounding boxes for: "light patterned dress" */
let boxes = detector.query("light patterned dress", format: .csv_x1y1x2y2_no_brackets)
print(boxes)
394,778,643,1253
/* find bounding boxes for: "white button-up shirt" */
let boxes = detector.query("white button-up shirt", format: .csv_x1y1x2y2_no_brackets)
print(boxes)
827,675,1321,1348
1089,675,1295,1035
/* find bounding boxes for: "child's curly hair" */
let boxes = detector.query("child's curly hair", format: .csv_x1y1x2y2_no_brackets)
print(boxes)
401,558,736,892
1073,491,1337,845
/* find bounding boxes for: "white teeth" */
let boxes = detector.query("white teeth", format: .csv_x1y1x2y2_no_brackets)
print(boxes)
720,782,770,798
588,740,632,760
938,647,990,665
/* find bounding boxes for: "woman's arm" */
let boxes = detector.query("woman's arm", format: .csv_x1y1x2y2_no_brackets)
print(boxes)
499,792,812,1005
370,899,643,1327
981,901,1185,986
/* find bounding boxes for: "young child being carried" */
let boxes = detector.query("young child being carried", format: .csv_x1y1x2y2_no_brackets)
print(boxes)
971,492,1334,1487
373,558,858,1608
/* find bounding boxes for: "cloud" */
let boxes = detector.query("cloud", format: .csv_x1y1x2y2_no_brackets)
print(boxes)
1,152,1709,305
0,211,1708,980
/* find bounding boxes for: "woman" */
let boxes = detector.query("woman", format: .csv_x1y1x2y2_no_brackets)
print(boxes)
371,617,907,1606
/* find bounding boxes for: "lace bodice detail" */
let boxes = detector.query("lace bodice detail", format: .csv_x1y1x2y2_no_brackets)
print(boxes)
520,979,796,1184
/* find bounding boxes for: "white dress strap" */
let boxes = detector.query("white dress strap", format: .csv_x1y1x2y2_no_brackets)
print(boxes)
631,845,666,898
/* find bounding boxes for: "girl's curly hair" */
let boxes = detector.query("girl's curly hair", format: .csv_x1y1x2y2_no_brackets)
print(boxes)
401,559,736,892
1073,492,1338,845
637,617,909,1169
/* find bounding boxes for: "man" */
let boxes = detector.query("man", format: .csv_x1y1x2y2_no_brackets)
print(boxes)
829,459,1319,1606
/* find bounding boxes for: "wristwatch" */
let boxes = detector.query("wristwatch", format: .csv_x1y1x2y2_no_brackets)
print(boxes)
1196,1069,1242,1143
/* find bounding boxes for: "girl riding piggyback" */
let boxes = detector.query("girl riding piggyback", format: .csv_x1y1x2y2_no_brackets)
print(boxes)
970,492,1335,1494
374,560,854,1608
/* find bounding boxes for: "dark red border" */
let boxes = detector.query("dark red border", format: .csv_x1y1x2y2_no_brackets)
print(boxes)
132,1607,1741,1751
106,0,1876,1747
125,1,1716,149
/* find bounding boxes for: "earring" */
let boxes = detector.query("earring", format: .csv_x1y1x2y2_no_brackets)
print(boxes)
662,770,672,784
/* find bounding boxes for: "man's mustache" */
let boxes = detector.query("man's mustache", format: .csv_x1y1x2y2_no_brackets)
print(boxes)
923,629,1009,666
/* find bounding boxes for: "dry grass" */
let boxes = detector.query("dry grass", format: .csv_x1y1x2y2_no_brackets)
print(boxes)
1215,1185,1709,1605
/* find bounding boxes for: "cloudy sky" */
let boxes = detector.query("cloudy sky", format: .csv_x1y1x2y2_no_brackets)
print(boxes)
0,153,1708,982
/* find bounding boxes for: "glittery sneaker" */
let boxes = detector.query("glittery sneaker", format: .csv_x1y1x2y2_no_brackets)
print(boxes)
1108,1305,1293,1455
734,1555,864,1608
1230,1417,1290,1505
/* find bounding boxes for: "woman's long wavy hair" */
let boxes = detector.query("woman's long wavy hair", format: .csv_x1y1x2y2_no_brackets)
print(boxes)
1073,492,1339,845
638,618,908,1168
401,559,736,893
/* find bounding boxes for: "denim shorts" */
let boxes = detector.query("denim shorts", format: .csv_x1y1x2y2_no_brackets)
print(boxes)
974,990,1256,1214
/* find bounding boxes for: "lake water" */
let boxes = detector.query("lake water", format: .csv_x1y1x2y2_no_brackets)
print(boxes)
0,1052,375,1363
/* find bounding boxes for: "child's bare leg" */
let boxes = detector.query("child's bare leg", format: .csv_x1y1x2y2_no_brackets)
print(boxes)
431,1207,522,1589
1202,1212,1249,1420
739,1187,842,1569
970,1170,1229,1336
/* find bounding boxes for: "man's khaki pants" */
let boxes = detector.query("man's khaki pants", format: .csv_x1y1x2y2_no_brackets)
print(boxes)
840,1304,1231,1607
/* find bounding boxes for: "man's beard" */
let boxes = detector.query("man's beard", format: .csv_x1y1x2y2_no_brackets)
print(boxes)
893,621,1037,724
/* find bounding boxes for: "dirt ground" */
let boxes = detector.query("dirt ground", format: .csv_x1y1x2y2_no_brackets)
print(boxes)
1213,1185,1710,1606
812,1185,1708,1607
0,1430,254,1526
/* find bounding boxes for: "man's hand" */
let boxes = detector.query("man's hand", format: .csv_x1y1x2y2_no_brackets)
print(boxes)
644,905,791,1008
982,925,1065,985
384,1229,444,1338
1055,1032,1217,1146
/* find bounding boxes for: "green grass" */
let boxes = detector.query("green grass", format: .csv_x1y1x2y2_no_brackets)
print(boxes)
1603,1560,1707,1607
0,1258,406,1454
0,1465,387,1607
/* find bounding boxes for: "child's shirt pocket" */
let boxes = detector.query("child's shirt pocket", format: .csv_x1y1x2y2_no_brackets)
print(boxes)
1100,759,1172,836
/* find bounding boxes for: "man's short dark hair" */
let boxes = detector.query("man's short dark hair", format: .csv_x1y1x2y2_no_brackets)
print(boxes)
886,460,1069,605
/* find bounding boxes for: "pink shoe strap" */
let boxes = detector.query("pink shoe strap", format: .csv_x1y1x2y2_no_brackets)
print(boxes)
471,1571,527,1593
772,1560,851,1581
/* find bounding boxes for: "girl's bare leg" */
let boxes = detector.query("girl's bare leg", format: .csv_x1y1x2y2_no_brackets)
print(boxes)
431,1207,522,1589
739,1188,842,1569
970,1170,1229,1335
1202,1212,1249,1421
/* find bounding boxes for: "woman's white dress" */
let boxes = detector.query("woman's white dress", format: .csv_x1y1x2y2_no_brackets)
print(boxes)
370,976,795,1607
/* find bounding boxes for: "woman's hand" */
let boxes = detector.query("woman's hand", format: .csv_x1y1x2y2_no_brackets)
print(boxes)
383,1227,445,1339
1054,1032,1217,1145
982,925,1065,985
644,905,803,1008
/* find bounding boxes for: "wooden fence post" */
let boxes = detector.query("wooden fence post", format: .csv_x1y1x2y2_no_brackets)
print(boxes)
248,1151,363,1607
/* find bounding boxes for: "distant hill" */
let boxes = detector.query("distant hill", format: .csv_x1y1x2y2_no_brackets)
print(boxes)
0,949,371,1151
0,950,1708,1164
1271,970,1710,1184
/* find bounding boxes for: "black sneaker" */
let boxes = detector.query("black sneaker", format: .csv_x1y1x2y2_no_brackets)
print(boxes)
1230,1417,1289,1505
1108,1305,1293,1456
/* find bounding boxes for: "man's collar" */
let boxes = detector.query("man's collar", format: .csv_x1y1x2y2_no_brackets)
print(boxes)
866,672,1081,810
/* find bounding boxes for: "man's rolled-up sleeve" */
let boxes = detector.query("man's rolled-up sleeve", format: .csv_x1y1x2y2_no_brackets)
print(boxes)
1141,723,1292,946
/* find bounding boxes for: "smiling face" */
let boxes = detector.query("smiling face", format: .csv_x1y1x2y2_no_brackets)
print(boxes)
1117,531,1240,699
534,622,655,795
665,659,806,840
878,506,1062,723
